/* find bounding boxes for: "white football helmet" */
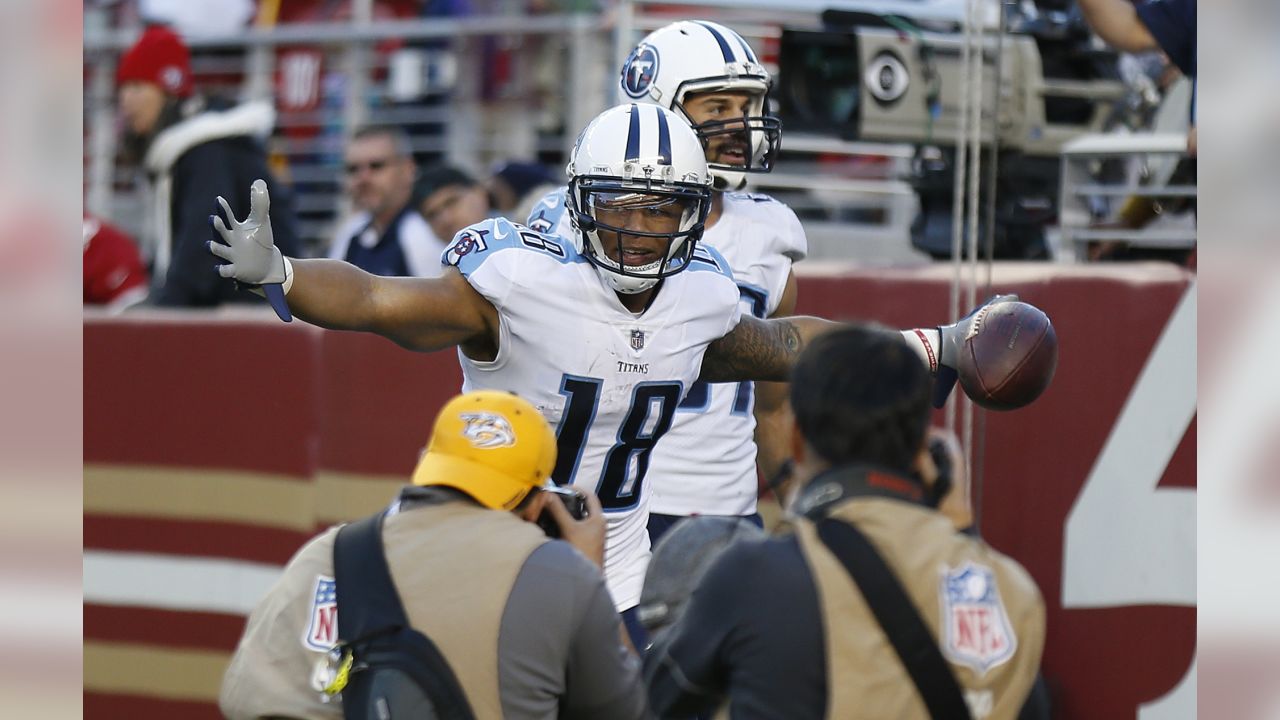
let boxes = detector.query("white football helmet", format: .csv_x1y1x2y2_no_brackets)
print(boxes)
567,103,713,295
619,20,782,191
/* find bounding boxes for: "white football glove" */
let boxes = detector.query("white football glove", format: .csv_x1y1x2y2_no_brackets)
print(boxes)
208,179,292,321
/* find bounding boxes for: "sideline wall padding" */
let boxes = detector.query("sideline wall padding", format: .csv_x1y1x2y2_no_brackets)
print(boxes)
84,262,1196,718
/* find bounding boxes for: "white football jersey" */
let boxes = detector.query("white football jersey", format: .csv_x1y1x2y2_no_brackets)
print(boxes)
528,190,807,517
443,216,742,610
647,192,807,515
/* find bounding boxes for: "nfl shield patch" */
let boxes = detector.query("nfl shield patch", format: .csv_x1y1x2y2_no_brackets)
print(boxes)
630,329,646,351
302,575,339,652
940,563,1016,674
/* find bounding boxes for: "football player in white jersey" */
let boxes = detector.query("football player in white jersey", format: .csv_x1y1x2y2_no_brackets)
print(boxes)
209,103,993,648
526,20,804,543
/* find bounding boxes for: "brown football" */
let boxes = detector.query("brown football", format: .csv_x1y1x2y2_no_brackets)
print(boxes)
956,301,1058,411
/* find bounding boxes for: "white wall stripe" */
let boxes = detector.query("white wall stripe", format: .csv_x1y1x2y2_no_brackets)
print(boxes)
83,551,283,616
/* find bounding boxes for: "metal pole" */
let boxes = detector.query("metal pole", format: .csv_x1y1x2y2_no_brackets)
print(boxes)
983,1,1007,292
615,0,636,69
343,0,374,137
83,15,610,52
567,15,591,161
86,53,117,221
243,45,275,104
446,34,482,171
244,0,278,108
961,0,987,489
973,0,1009,531
946,0,976,434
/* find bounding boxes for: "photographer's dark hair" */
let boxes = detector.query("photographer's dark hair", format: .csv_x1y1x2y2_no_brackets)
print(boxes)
789,324,931,473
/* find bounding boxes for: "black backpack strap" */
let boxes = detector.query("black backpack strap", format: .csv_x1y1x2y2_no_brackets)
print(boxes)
333,512,477,720
334,513,408,641
816,518,972,720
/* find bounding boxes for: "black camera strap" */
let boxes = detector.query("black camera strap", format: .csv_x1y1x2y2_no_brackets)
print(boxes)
335,514,408,638
334,512,476,720
814,515,972,720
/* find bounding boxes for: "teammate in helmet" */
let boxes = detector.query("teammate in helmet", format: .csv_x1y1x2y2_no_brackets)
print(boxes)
619,19,781,192
529,20,806,542
210,103,989,647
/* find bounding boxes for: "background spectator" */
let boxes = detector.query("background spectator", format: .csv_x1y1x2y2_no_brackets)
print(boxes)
329,125,447,276
83,214,149,311
414,164,491,242
1077,0,1196,154
116,24,303,307
486,160,560,224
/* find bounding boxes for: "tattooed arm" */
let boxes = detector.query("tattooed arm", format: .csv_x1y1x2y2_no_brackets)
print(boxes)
753,271,800,484
699,315,842,383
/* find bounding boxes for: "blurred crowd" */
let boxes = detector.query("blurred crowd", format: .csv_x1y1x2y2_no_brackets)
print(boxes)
85,0,583,310
85,0,1196,311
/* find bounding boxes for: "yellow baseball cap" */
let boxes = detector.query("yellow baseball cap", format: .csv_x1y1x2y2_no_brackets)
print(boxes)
411,391,558,510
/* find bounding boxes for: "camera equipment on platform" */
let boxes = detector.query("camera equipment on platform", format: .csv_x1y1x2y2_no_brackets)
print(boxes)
777,7,1123,156
777,6,1124,259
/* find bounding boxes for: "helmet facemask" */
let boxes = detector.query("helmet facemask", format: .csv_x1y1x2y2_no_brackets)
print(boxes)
569,173,711,295
674,77,782,191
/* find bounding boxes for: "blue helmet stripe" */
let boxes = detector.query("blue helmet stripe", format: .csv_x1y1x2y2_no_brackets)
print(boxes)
730,30,757,63
655,106,672,164
695,21,735,63
626,103,641,161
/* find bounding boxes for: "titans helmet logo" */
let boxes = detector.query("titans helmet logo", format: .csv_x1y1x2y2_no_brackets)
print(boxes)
622,44,660,99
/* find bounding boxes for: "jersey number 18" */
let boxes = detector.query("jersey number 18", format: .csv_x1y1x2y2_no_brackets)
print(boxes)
552,375,681,511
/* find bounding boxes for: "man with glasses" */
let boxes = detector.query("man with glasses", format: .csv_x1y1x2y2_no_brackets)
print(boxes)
328,125,447,277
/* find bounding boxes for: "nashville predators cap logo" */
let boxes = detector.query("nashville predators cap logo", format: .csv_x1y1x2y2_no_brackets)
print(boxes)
460,412,516,449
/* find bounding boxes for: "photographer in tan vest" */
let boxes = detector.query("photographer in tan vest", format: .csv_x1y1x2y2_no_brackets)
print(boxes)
645,324,1045,719
221,390,647,720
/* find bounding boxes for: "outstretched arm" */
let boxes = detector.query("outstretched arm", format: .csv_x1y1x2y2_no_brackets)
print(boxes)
284,261,497,353
752,272,799,483
699,314,838,383
209,179,496,354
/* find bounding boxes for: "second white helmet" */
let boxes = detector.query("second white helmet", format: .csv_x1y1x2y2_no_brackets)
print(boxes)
619,20,782,191
566,104,713,295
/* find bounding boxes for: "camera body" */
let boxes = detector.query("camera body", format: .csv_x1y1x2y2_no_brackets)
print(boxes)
535,485,589,538
776,13,1123,156
775,10,1124,260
